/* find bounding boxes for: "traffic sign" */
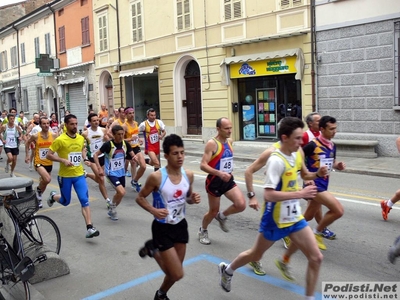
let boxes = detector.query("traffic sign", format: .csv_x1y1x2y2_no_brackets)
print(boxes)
37,72,53,77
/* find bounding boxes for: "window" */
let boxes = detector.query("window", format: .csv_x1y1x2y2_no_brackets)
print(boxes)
34,37,40,58
20,43,25,64
81,16,90,45
224,0,242,21
59,26,65,52
131,1,143,42
10,46,17,68
0,51,8,71
279,0,302,9
80,0,88,5
37,87,43,111
177,0,190,31
98,15,108,51
58,9,64,16
23,89,29,112
45,33,51,54
395,21,399,105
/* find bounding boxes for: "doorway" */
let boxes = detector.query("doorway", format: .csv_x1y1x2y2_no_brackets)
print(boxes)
184,60,202,135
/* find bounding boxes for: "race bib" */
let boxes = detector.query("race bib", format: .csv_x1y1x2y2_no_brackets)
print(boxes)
68,152,82,166
149,133,159,144
220,157,233,173
92,139,102,152
167,202,185,224
279,199,302,224
320,157,334,172
102,117,107,123
132,135,139,144
51,127,58,134
6,136,17,148
110,157,124,171
39,148,49,159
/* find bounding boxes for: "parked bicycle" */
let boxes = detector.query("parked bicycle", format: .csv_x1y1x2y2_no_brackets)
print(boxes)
0,221,47,300
2,189,61,257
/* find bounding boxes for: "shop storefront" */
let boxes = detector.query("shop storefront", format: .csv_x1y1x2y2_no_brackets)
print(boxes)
223,49,304,140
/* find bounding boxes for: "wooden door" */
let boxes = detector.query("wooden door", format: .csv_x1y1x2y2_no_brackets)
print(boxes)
184,61,202,135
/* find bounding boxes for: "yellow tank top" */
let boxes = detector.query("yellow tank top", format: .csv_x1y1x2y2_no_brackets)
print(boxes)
34,133,54,166
125,121,140,147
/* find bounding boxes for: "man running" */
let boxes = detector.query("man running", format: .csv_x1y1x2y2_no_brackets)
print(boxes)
0,114,24,177
139,108,166,172
98,104,109,128
122,107,146,192
81,113,110,207
198,117,246,245
46,114,100,238
93,125,137,221
136,134,201,300
25,117,58,208
218,117,325,299
26,113,41,171
381,136,400,220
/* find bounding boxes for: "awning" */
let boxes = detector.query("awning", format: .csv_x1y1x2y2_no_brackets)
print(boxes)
1,86,15,92
220,48,305,81
58,76,85,85
119,65,158,78
57,61,94,71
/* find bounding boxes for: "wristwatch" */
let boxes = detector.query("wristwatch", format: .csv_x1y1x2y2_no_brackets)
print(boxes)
247,192,255,199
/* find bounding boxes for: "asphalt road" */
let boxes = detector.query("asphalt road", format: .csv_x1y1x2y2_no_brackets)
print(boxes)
1,153,400,300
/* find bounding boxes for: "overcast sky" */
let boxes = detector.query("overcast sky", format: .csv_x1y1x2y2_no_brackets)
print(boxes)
0,0,25,8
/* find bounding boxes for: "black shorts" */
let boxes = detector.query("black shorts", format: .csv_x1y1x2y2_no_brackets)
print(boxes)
89,156,105,166
152,218,189,252
4,148,19,156
126,146,141,160
35,164,53,173
107,175,125,188
205,174,236,197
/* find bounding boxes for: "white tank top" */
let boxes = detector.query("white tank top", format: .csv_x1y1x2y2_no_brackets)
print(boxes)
87,127,104,158
4,125,18,148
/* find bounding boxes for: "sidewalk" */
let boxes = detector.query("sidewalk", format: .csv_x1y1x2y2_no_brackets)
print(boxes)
182,140,400,179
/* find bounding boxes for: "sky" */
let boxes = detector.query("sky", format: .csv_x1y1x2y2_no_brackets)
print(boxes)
0,0,25,8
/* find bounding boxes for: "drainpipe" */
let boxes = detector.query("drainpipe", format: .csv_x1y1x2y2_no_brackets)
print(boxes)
49,4,59,115
12,25,22,112
311,0,316,112
115,0,123,106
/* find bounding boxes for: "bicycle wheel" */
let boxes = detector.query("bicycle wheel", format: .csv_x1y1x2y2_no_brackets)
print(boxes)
15,215,61,255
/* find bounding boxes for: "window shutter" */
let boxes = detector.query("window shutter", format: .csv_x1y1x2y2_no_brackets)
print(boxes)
280,0,290,8
224,0,232,21
184,0,190,28
233,0,241,18
0,52,3,71
293,0,302,6
21,43,25,64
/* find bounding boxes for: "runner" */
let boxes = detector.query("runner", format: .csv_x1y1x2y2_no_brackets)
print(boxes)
0,113,24,177
24,117,58,208
46,114,100,238
26,113,42,171
49,113,60,134
218,117,325,299
81,113,110,207
388,235,400,264
381,137,400,220
198,117,246,245
98,104,109,128
136,134,201,300
93,124,137,221
139,108,166,172
122,107,146,192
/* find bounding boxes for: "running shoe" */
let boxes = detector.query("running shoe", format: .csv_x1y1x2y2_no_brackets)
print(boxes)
322,227,336,240
248,261,266,276
198,228,211,245
4,163,9,173
105,198,111,210
139,239,156,258
215,212,229,232
86,227,100,238
125,170,131,177
145,158,150,165
218,262,232,292
38,200,43,209
10,172,16,178
35,187,43,201
0,157,3,161
315,232,327,250
282,236,291,249
154,290,170,300
381,200,391,221
108,204,118,221
131,180,141,192
275,259,295,281
47,191,57,207
388,236,400,264
29,162,33,172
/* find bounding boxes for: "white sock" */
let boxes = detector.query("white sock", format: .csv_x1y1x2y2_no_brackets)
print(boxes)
388,200,394,208
314,228,321,234
305,296,314,300
200,227,207,232
105,198,110,202
219,211,227,219
225,264,234,275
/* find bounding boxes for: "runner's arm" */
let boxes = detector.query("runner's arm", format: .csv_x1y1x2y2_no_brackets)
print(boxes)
185,170,201,204
25,134,36,157
199,140,221,177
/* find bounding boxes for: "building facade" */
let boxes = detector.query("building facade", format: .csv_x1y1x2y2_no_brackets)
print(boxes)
315,0,400,156
93,0,313,141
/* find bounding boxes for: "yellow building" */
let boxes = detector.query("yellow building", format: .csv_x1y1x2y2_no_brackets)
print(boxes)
93,0,311,141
